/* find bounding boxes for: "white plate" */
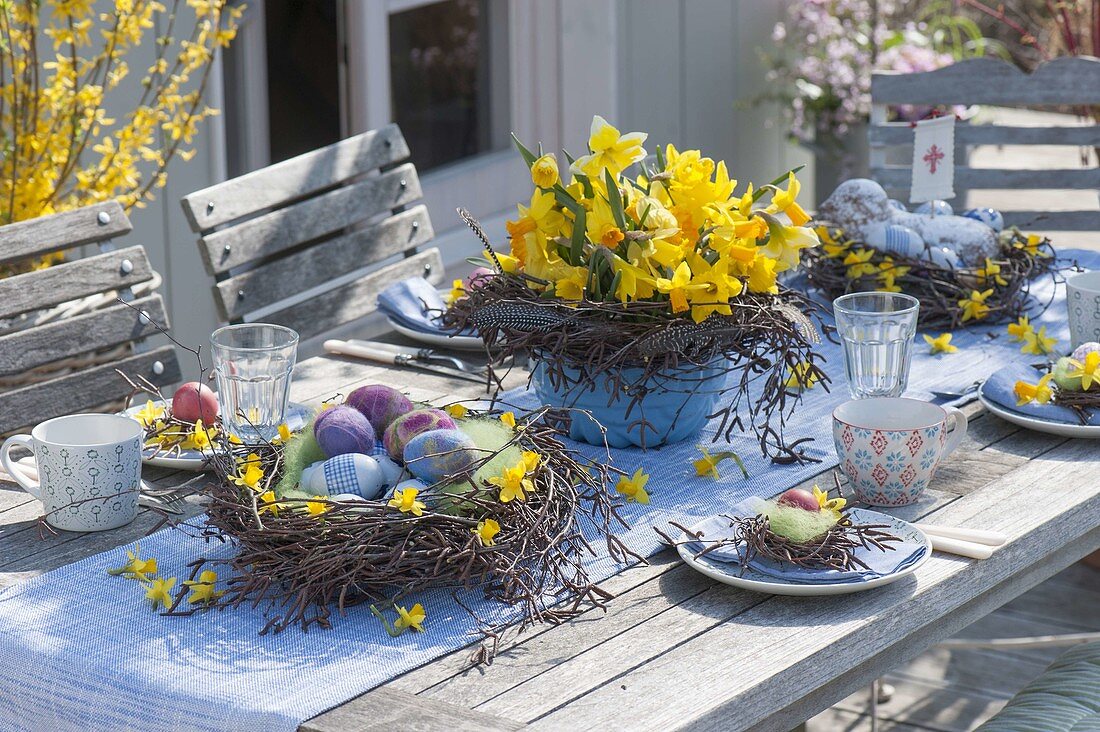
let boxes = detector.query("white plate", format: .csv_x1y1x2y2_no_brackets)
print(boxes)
677,508,932,596
121,401,313,471
978,385,1100,439
387,319,486,351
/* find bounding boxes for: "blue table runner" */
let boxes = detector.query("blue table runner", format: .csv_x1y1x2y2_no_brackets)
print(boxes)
0,251,1092,731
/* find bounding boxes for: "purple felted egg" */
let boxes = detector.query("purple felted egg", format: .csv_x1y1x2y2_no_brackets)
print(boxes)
313,405,376,458
383,408,457,460
345,384,415,433
403,429,479,483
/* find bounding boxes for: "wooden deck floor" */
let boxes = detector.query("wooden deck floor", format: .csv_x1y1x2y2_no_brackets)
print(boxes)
808,561,1100,731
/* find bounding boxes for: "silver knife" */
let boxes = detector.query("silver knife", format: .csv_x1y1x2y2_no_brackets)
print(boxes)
345,339,483,376
323,340,487,385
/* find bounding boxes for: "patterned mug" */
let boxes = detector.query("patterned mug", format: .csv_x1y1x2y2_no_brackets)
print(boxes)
1066,271,1100,349
0,414,142,532
832,398,968,506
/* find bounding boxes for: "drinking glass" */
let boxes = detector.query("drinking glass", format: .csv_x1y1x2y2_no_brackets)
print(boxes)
833,292,919,399
211,324,299,443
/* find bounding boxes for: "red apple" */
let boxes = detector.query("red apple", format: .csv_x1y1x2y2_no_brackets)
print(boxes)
777,488,819,512
172,382,219,423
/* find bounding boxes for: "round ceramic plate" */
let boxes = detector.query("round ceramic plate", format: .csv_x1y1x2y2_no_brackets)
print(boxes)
121,401,313,470
387,320,486,351
677,508,932,596
978,383,1100,439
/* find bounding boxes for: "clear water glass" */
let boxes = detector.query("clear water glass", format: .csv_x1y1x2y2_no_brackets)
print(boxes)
211,324,299,443
833,292,919,399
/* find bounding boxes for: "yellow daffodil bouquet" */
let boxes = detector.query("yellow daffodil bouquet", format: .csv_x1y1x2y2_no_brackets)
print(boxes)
447,116,827,456
188,399,631,651
802,223,1060,330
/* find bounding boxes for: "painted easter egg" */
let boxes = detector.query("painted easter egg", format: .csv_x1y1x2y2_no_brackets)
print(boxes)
1071,341,1100,362
863,222,963,269
313,405,376,457
403,429,479,484
962,207,1004,232
887,199,908,212
383,408,457,460
393,478,430,497
464,266,495,289
914,200,953,216
345,384,414,434
374,454,409,488
299,453,387,499
1052,357,1083,392
777,488,819,512
172,382,219,423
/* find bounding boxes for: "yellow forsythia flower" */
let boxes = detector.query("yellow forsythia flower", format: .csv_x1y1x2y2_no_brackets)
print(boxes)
615,469,650,504
923,333,958,355
488,461,533,503
394,603,426,633
183,570,224,605
1020,326,1057,356
144,577,177,611
388,487,426,516
472,519,501,547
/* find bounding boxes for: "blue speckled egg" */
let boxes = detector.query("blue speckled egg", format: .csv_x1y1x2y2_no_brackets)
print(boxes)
403,429,479,483
961,207,1004,232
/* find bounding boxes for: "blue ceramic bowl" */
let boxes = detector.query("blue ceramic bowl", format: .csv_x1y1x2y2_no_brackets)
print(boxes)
531,359,726,448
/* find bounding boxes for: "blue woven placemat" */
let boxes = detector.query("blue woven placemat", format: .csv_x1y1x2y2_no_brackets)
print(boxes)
0,251,1091,731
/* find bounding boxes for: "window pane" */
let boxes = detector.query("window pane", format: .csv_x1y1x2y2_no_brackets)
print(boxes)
389,0,510,171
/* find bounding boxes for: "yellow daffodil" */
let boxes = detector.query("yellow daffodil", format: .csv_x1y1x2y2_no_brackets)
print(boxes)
231,454,265,492
228,433,244,445
1014,234,1050,258
746,255,779,294
530,153,559,188
876,258,910,293
257,490,282,516
1021,326,1057,356
976,258,1007,287
445,404,469,419
843,248,878,279
144,576,176,611
277,423,293,443
1007,315,1033,342
692,447,748,480
107,544,157,581
394,603,426,633
655,261,702,314
305,496,329,517
180,420,217,451
472,518,501,547
446,278,466,305
488,460,534,503
959,289,994,322
500,411,517,429
521,450,541,473
388,487,426,516
133,400,165,428
615,468,650,504
923,333,958,355
1015,374,1055,406
767,172,810,226
812,484,846,517
1067,352,1100,390
758,213,819,271
571,115,647,178
183,570,224,605
784,362,818,390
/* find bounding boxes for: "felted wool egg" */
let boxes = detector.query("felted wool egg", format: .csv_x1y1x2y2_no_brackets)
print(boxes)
345,384,414,433
403,429,479,483
1071,341,1100,362
314,405,376,458
384,408,457,460
172,382,219,423
299,453,387,499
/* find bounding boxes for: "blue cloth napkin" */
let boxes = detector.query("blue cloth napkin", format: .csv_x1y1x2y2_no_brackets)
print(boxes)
684,502,927,585
981,361,1100,426
377,277,448,334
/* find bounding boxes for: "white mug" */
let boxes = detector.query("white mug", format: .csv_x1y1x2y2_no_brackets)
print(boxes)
0,414,142,532
1067,271,1100,348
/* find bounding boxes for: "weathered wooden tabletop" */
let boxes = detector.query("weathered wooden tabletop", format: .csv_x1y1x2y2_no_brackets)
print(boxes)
1,351,1097,732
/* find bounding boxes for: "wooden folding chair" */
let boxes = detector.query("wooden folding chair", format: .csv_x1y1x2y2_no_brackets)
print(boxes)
0,201,181,435
180,123,443,341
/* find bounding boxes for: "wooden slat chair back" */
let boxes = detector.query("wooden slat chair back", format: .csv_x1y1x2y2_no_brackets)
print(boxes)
870,56,1100,231
180,124,443,340
0,201,182,434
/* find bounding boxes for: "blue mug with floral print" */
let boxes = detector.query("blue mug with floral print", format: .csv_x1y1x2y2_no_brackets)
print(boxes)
0,414,142,532
833,398,968,507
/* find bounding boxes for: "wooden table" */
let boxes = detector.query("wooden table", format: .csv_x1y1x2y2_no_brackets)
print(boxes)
1,351,1097,732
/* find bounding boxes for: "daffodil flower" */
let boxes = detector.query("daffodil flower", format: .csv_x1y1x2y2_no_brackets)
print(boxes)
394,603,426,633
812,485,846,518
976,258,1007,287
388,487,426,516
571,115,647,178
654,261,702,314
180,420,217,451
923,333,958,354
446,278,466,305
144,576,177,611
305,496,329,517
183,570,224,606
784,362,818,390
842,247,877,279
959,289,994,322
757,212,819,271
107,544,158,581
231,453,265,491
500,412,517,429
257,490,282,516
1014,374,1055,405
692,447,748,480
766,172,810,226
1006,315,1033,342
1021,326,1057,356
1014,234,1051,258
133,400,165,428
1067,352,1100,390
472,518,501,547
277,423,293,443
488,461,534,503
521,450,541,473
530,153,559,188
615,468,650,504
445,404,469,419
